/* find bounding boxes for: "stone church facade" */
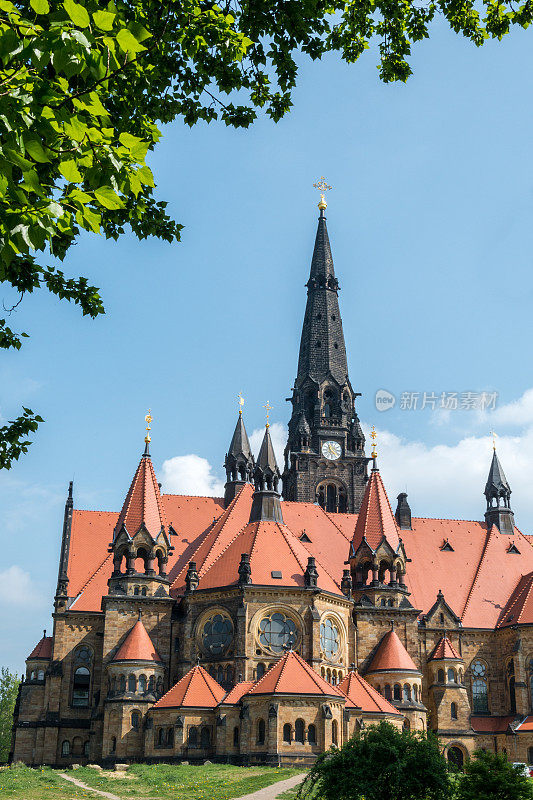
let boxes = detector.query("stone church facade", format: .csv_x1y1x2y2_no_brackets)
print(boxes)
11,196,533,768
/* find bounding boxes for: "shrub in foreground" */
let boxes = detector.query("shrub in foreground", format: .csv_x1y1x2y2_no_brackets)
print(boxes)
455,750,533,800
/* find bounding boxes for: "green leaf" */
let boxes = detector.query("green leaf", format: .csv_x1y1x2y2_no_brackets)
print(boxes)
63,0,90,28
137,165,154,187
94,186,123,210
24,138,50,163
30,0,49,13
116,27,147,54
58,159,82,182
92,9,116,31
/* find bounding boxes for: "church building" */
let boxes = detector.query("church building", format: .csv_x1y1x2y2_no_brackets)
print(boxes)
11,191,533,769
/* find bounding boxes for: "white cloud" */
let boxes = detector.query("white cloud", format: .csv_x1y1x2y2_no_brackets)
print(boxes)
160,454,225,497
249,421,286,467
0,566,47,610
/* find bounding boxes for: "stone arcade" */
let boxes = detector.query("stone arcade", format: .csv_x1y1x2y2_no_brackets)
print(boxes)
12,195,533,768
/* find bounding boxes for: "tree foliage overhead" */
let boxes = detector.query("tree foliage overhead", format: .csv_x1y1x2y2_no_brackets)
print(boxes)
1,0,531,468
298,720,451,800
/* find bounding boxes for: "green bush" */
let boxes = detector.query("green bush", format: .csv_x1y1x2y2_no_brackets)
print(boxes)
455,750,533,800
297,721,451,800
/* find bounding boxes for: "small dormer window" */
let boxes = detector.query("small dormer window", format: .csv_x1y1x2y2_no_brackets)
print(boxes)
507,543,520,554
441,540,454,551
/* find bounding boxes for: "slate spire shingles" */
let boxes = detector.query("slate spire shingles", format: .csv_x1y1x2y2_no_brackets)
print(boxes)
114,447,167,540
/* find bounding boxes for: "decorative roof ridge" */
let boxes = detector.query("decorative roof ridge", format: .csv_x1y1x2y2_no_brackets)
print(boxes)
277,522,341,591
247,520,266,563
181,665,220,706
516,575,533,624
411,516,487,524
197,485,252,576
324,511,354,541
340,669,398,714
461,524,497,621
72,508,119,516
70,553,113,607
161,493,224,501
293,650,343,694
275,523,310,574
199,521,255,581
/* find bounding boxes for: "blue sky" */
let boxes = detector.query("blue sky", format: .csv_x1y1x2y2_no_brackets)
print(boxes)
1,20,533,672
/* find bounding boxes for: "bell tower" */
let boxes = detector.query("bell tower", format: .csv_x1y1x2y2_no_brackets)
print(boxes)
283,183,367,513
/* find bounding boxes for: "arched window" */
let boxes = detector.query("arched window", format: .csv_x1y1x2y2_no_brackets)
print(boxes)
110,736,116,753
200,727,210,748
138,675,147,694
393,683,402,701
72,737,83,756
471,660,488,712
209,665,217,679
320,618,341,660
257,663,266,680
131,711,141,730
316,481,347,513
61,740,70,756
458,669,463,684
403,684,411,702
528,746,533,765
508,659,516,713
148,675,155,693
167,728,174,747
226,665,234,685
72,667,90,707
308,724,317,744
141,587,147,597
128,674,136,693
384,684,392,700
332,670,337,686
295,719,305,744
188,726,198,746
451,702,458,720
437,669,445,683
283,723,291,743
84,741,89,756
447,747,464,770
447,668,456,683
332,719,338,745
156,677,164,698
37,670,45,680
413,685,418,702
217,666,224,684
157,728,165,746
119,674,126,693
30,671,36,680
326,668,332,683
233,726,239,747
403,719,410,732
257,719,265,745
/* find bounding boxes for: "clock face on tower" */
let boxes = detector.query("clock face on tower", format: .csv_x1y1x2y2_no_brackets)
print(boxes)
321,440,342,461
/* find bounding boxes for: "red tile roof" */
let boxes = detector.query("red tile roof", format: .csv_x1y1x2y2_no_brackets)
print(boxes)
220,681,255,705
366,629,419,673
115,450,167,539
337,671,401,715
113,620,161,662
153,665,226,709
516,716,533,732
28,635,52,660
496,572,533,628
351,468,400,553
428,635,461,661
247,651,344,697
470,715,516,733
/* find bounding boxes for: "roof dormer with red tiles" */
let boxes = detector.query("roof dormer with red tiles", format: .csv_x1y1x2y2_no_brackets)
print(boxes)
108,427,174,597
348,439,409,607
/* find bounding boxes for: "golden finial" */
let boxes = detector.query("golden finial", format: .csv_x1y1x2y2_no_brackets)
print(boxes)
490,429,497,451
237,392,245,415
370,425,378,458
263,400,273,429
145,409,153,444
313,176,332,210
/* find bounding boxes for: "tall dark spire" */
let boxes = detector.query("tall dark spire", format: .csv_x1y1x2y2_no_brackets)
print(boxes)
283,196,367,513
250,426,283,523
224,411,254,507
55,481,74,609
484,448,514,533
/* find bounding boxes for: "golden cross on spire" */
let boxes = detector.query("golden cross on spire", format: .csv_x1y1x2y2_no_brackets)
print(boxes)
370,425,377,458
490,429,497,451
145,409,153,444
263,400,273,429
313,176,332,210
237,392,245,415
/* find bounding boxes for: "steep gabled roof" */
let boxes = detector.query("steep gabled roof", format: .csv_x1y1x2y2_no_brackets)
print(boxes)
28,635,52,660
246,650,344,697
366,629,419,673
113,620,161,662
351,468,401,553
114,448,167,539
337,671,401,715
496,572,533,628
153,665,226,709
428,635,462,661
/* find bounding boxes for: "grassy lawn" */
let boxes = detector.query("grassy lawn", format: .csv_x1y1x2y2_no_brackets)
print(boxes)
0,762,302,800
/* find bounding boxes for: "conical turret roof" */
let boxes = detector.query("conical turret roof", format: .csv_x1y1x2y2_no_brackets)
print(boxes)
351,466,401,553
227,413,253,462
247,650,344,697
153,664,226,709
428,635,461,661
114,448,167,539
366,629,419,674
256,426,279,474
338,670,401,715
113,619,162,662
485,449,511,497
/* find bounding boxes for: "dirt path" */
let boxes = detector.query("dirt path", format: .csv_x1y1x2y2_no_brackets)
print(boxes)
59,772,122,800
234,772,306,800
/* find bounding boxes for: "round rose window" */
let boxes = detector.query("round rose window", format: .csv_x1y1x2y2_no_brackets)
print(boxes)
258,613,297,653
